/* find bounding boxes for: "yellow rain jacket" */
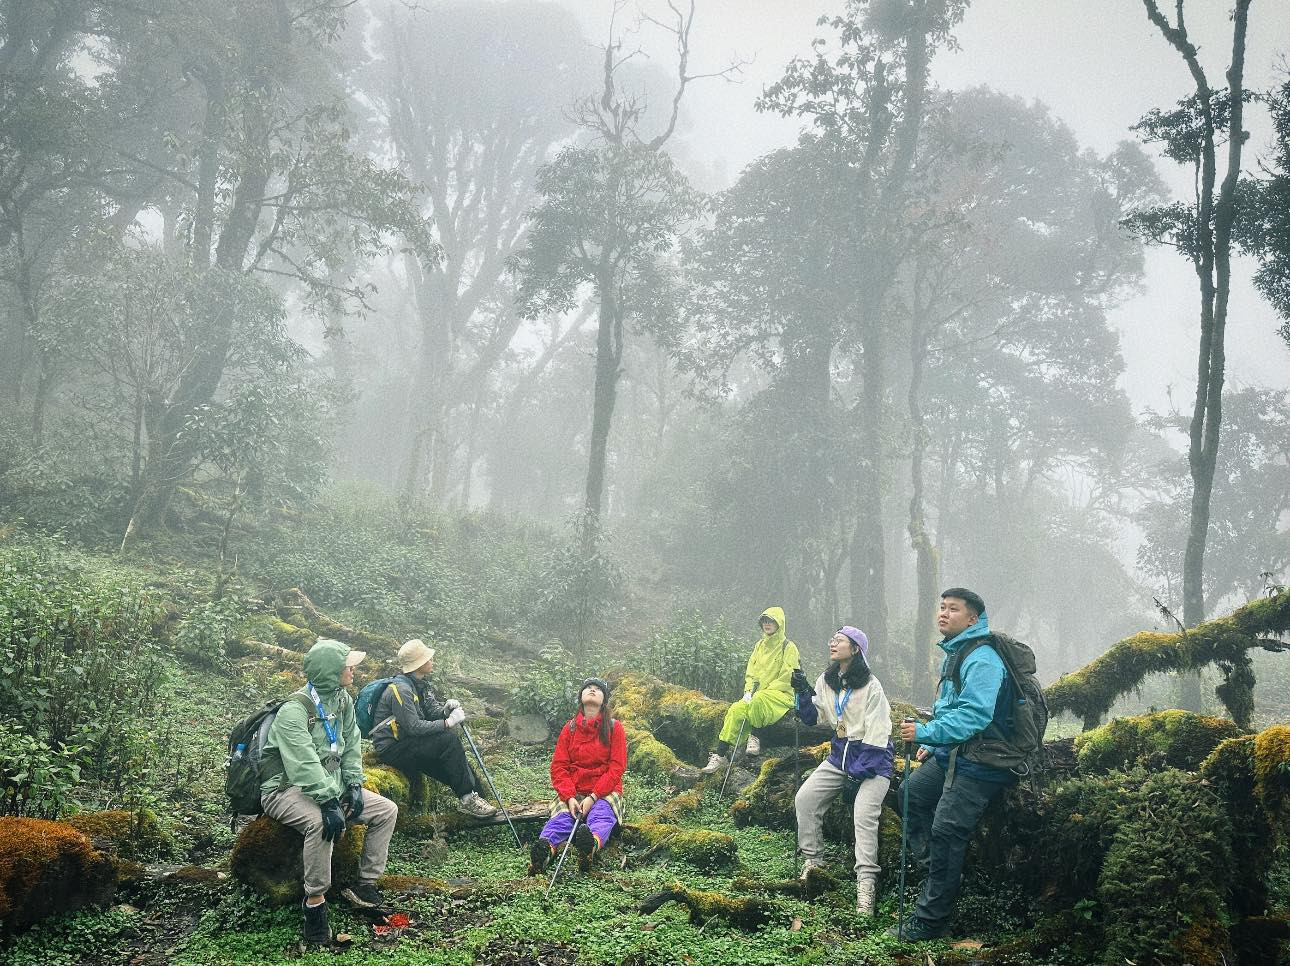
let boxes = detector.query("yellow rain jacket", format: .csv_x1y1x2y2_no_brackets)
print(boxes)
719,606,800,742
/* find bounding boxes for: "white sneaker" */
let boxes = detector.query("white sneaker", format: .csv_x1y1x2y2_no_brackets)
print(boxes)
745,735,761,756
457,792,498,818
700,752,728,775
856,876,876,916
800,856,826,880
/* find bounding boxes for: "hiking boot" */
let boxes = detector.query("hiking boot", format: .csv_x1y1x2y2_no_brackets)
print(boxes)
301,898,331,947
457,791,498,818
799,856,826,880
700,752,728,775
886,916,951,941
341,881,385,909
573,822,597,872
528,839,554,876
855,876,876,917
745,734,761,756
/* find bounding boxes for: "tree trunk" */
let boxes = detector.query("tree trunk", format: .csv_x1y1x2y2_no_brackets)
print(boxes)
907,316,939,698
851,318,888,657
583,273,623,529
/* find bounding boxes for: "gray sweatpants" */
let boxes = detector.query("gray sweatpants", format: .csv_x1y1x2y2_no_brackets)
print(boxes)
262,785,398,897
794,759,890,880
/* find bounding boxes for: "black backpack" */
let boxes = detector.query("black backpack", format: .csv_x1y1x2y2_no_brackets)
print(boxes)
225,694,315,815
943,632,1049,781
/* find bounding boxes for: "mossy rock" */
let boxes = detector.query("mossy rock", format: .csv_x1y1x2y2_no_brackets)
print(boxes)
652,791,703,824
627,819,738,872
0,818,117,933
360,751,441,811
1074,710,1244,775
623,724,701,786
731,744,828,830
229,816,365,905
66,809,173,861
608,671,728,764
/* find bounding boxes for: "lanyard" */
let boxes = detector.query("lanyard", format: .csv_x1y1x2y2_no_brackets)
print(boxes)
306,684,340,755
834,687,852,722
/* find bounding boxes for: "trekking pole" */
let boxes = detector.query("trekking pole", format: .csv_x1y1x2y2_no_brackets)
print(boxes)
793,692,802,794
718,715,749,801
460,723,523,849
544,811,581,899
897,716,915,940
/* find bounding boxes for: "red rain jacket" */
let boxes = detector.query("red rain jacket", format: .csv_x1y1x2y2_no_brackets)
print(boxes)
550,711,627,800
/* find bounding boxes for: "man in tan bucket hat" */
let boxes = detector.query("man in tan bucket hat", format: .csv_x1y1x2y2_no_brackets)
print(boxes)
369,638,497,819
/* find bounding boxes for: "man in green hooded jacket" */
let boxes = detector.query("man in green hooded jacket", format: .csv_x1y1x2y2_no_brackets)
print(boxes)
261,638,398,947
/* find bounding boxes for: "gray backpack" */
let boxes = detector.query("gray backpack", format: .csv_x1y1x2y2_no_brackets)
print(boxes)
942,632,1048,781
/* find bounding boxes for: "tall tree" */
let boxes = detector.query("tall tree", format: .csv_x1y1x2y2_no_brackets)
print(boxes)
514,0,732,541
757,0,968,648
1124,0,1255,633
357,1,590,505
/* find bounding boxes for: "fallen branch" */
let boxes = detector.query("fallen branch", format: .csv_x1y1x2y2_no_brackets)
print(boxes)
638,881,776,930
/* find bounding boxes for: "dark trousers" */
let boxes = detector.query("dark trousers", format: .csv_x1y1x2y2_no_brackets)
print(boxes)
377,730,478,798
902,755,1005,926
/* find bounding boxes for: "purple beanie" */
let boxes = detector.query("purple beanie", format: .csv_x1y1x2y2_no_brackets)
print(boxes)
838,626,869,658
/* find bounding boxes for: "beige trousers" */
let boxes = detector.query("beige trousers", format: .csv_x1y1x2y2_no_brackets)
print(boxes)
262,785,398,897
794,759,890,879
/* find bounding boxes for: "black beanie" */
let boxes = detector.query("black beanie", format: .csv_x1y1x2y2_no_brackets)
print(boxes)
579,677,612,703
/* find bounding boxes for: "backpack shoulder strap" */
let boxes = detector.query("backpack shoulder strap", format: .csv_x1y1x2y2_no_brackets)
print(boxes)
946,637,995,695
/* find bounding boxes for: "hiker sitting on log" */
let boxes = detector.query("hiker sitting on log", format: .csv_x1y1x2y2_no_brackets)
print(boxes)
528,677,627,876
700,606,800,773
369,639,498,819
790,626,893,916
260,639,399,948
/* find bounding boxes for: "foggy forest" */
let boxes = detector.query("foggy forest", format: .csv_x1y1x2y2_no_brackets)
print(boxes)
1,0,1289,963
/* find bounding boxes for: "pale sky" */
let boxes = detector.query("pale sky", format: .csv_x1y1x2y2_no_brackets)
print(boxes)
565,0,1290,414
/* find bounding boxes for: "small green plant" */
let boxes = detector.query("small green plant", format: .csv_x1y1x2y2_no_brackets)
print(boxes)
640,610,744,698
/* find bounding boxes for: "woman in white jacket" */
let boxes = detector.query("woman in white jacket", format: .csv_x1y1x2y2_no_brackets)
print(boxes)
790,625,894,916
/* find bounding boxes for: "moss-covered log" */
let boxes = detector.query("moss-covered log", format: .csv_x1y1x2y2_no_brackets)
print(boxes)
622,723,701,786
228,637,307,664
608,672,729,764
274,588,400,658
638,881,776,930
732,867,841,900
1073,710,1245,775
0,818,117,932
622,819,738,872
65,809,173,861
1045,589,1290,730
395,801,551,837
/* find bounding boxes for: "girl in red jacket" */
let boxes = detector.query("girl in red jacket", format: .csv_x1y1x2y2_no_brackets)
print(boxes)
528,677,627,874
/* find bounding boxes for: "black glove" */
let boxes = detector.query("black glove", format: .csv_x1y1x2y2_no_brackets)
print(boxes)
341,783,364,823
320,798,347,842
790,668,814,695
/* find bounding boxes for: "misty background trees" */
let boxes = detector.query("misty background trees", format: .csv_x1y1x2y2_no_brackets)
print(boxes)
2,0,1289,715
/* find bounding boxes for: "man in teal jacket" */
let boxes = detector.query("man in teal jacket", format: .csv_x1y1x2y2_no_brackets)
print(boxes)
889,588,1014,941
261,638,398,947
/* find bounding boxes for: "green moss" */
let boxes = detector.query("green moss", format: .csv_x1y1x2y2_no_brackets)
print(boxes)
638,880,776,930
627,819,739,872
269,618,315,650
731,744,828,830
228,816,365,905
623,723,684,778
362,765,411,805
1253,724,1290,826
652,791,703,824
609,671,728,764
1045,589,1290,729
65,809,173,861
1073,710,1245,775
274,588,399,659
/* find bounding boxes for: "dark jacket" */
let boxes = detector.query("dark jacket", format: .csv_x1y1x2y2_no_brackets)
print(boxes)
370,673,449,756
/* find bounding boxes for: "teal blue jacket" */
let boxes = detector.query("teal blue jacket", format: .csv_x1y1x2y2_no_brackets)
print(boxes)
914,614,1006,750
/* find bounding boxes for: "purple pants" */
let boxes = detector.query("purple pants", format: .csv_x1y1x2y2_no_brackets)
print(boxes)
540,799,617,849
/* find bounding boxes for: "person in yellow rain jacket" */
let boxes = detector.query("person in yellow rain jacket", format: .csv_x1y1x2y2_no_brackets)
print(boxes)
700,606,801,773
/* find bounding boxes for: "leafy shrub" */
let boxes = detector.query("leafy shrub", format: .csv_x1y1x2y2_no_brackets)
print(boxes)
509,644,584,726
640,610,744,699
174,596,243,668
0,723,82,818
534,512,624,658
0,538,168,816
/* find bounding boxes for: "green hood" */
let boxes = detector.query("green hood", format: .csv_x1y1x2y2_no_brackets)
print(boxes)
303,638,351,693
759,606,786,648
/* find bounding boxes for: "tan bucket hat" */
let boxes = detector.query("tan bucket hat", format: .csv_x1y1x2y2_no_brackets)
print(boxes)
398,638,435,673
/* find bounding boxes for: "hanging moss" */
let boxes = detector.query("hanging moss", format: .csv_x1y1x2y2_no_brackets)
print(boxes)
1073,710,1245,775
229,816,365,905
638,881,776,930
0,818,116,933
1045,589,1290,730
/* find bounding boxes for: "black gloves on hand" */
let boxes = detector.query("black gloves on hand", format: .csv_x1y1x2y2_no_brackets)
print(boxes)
790,668,813,695
341,783,364,823
320,798,347,842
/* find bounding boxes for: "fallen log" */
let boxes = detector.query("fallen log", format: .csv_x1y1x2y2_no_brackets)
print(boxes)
638,881,777,930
